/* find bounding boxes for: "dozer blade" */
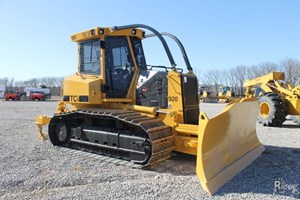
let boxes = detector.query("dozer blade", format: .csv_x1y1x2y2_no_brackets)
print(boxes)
196,98,265,195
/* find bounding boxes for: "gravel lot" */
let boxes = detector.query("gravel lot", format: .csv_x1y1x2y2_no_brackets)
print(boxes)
0,101,299,199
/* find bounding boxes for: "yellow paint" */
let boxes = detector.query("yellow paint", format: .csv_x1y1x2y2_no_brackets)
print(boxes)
286,98,300,115
175,124,198,136
35,115,51,140
174,135,198,155
260,102,270,118
244,71,300,116
167,71,184,123
36,25,265,196
196,98,264,194
56,101,68,113
71,27,144,42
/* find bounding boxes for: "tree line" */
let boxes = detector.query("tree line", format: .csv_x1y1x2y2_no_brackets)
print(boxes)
1,57,299,97
0,77,64,96
197,57,300,95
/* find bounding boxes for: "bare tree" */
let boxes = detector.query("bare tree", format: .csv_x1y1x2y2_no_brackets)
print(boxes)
34,77,64,96
230,65,248,95
0,77,9,87
0,76,64,96
219,69,230,86
257,62,279,76
204,70,223,85
202,71,213,86
7,77,15,91
227,69,238,88
193,67,202,83
280,58,300,86
246,65,260,79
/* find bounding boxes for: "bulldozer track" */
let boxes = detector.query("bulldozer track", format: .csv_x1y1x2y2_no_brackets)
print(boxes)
49,108,174,167
59,148,144,168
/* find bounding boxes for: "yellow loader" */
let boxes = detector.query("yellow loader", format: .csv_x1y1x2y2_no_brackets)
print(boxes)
36,24,264,195
244,72,300,126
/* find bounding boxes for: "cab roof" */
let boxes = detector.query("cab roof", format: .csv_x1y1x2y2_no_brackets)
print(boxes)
71,27,145,42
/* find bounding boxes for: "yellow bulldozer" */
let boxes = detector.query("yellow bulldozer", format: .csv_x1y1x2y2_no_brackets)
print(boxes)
36,24,264,195
198,85,218,103
217,86,236,103
244,72,300,126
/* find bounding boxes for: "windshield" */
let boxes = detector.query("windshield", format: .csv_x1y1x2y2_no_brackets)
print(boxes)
79,40,101,75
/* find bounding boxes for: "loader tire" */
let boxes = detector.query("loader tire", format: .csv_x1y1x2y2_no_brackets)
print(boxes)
258,92,287,127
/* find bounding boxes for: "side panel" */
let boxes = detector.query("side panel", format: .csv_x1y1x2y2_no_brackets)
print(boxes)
180,74,199,124
63,74,102,105
136,71,168,108
167,71,184,123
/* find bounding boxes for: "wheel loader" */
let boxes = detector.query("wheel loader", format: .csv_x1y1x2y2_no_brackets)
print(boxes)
244,72,300,127
36,24,264,195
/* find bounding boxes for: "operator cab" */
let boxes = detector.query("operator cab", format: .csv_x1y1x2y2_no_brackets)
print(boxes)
68,27,147,103
77,32,147,99
219,86,231,95
68,24,198,125
104,36,146,98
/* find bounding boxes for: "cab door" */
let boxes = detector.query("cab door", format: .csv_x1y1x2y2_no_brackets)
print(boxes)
105,37,134,98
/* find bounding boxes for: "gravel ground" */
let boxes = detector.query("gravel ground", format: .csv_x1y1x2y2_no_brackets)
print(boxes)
0,101,299,200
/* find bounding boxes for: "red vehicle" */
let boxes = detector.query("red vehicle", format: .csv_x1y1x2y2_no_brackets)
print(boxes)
4,91,20,101
30,91,45,101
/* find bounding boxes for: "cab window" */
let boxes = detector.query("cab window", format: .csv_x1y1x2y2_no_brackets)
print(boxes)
79,40,101,75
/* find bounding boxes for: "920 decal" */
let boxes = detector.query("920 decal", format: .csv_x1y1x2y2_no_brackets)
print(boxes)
168,96,178,102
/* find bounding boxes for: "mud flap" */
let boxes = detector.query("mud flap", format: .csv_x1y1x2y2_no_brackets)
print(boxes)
196,98,265,195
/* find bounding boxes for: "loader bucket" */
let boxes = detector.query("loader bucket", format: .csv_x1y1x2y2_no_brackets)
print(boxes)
196,98,265,195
